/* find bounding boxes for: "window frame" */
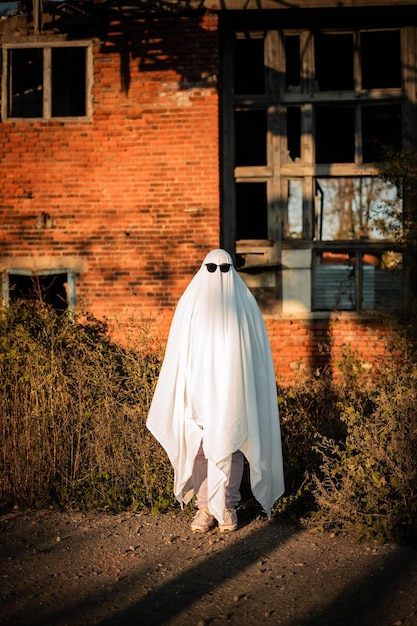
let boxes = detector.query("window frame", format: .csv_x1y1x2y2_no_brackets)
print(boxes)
2,268,76,310
1,40,93,122
221,21,416,315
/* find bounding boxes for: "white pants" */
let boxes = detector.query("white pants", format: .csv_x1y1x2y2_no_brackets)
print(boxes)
192,441,244,511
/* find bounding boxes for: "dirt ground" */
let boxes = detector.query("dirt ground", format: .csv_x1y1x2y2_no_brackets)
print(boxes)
1,506,417,626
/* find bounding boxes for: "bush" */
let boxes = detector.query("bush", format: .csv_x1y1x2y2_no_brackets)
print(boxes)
2,301,417,544
310,338,417,544
0,301,175,512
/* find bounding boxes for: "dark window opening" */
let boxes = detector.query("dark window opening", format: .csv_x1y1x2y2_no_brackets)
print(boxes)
315,33,354,91
361,30,401,90
287,106,301,161
6,45,88,119
234,37,265,95
52,47,86,117
235,109,267,166
235,182,268,240
8,48,43,118
362,104,402,162
285,35,301,92
315,106,355,163
8,273,68,312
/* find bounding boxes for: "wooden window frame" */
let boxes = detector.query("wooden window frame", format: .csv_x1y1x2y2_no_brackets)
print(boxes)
221,21,416,314
1,40,93,122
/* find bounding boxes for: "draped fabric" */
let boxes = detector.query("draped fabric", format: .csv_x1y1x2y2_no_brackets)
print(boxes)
146,249,284,523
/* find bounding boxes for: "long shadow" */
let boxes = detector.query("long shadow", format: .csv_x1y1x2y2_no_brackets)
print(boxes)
96,523,417,626
26,514,298,626
5,508,417,626
300,545,417,626
98,515,297,626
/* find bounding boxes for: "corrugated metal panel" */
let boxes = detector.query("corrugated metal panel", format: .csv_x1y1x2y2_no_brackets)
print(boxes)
314,265,354,310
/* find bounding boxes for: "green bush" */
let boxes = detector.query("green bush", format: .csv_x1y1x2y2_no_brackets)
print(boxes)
0,301,175,512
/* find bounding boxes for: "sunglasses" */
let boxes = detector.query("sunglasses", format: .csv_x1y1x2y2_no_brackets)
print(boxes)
205,263,232,273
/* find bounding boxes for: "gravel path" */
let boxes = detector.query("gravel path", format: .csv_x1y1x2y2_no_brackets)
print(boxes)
1,508,417,626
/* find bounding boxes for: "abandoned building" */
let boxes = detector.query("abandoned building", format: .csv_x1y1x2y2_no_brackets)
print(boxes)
0,0,416,381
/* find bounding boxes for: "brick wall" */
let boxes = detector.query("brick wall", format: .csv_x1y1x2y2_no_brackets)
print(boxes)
266,317,388,383
0,14,220,318
0,13,390,382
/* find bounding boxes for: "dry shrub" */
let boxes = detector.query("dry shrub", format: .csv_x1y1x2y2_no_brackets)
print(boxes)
311,337,417,544
0,301,174,512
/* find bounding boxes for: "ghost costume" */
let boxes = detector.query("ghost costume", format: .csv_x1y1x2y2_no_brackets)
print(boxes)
146,249,284,524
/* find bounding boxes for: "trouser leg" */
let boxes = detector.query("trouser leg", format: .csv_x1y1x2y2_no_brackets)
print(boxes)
226,449,244,509
192,442,244,510
192,441,208,510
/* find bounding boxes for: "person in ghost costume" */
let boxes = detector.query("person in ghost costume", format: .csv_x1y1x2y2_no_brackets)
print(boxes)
146,249,284,532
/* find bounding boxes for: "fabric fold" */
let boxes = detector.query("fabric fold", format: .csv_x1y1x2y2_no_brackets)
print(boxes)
146,248,284,519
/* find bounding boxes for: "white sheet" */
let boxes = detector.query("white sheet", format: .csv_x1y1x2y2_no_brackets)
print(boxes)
146,249,284,523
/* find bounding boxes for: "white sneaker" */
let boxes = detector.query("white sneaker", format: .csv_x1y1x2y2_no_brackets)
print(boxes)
190,508,214,533
219,508,238,532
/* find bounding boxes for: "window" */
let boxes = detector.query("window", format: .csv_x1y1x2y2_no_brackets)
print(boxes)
2,270,75,312
1,43,92,121
222,22,412,314
313,250,403,312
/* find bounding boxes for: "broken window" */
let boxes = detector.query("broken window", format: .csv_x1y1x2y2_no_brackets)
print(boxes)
235,182,268,240
8,48,43,118
4,270,75,312
315,33,354,91
285,35,301,92
234,36,265,95
362,104,402,162
287,106,301,162
235,109,267,166
315,106,355,163
51,47,87,117
361,30,401,90
3,43,91,120
224,24,409,313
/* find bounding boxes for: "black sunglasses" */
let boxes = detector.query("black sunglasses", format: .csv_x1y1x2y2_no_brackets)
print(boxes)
205,263,232,273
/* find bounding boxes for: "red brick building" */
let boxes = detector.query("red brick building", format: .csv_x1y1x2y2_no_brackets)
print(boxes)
1,0,416,381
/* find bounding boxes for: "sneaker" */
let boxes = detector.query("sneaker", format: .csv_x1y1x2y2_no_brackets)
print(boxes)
219,508,238,533
190,508,214,533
